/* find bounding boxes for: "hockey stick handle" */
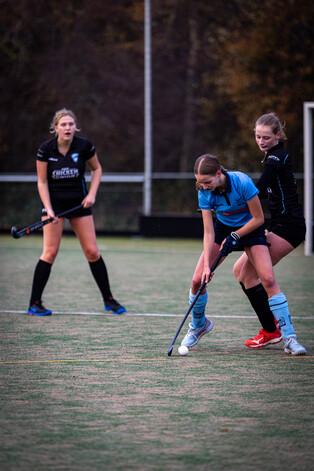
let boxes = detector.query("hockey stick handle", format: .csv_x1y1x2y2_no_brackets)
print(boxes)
11,204,84,239
167,251,224,356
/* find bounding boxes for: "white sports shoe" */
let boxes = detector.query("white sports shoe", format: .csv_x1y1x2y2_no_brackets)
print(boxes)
284,335,307,356
181,318,214,348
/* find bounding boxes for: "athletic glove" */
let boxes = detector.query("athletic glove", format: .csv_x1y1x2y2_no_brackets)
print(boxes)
221,232,240,256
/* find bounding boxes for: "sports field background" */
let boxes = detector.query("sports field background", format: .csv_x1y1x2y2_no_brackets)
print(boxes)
0,234,313,470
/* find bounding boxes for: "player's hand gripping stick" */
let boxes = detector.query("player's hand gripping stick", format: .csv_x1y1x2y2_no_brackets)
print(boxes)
10,204,84,239
220,231,240,256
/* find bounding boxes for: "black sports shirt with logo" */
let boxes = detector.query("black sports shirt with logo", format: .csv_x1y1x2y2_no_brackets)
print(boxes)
256,143,304,220
36,136,96,199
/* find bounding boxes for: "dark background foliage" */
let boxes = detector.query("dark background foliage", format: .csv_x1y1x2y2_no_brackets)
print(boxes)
0,0,313,174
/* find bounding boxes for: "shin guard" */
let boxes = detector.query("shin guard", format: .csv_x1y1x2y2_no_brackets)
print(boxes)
268,293,295,340
190,289,208,329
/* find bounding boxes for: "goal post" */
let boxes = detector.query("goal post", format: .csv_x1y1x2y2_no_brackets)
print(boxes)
304,102,314,256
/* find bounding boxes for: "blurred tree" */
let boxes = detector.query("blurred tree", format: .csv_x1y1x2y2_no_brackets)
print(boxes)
213,0,314,171
0,0,144,172
0,0,312,176
151,0,240,172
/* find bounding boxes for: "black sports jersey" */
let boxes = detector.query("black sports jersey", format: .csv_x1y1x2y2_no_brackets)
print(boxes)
257,143,304,220
36,136,96,199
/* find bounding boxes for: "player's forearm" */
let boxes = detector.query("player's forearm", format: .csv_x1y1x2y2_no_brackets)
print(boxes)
88,167,102,198
203,232,215,269
235,215,264,238
37,181,53,213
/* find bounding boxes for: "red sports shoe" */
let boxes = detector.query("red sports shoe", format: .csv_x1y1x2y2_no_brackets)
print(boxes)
245,328,282,348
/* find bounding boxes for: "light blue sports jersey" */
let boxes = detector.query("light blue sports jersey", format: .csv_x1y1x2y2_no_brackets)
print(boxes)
198,171,259,227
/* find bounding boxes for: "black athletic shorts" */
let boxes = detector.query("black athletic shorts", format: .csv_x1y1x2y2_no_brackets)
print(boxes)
41,196,92,218
266,214,306,248
214,218,268,249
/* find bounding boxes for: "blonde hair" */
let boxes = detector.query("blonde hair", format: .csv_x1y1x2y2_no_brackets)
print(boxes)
254,112,287,141
194,154,226,191
49,108,80,135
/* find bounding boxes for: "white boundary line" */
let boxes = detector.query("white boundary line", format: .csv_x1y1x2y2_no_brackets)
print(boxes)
1,310,313,320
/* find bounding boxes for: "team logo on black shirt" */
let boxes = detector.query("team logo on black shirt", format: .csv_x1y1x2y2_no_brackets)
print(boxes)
268,155,280,162
71,153,79,163
52,168,79,179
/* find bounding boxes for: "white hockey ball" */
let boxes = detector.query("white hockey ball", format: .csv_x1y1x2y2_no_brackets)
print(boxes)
178,345,189,356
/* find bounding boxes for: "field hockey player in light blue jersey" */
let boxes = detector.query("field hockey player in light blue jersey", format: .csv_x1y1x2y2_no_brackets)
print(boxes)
180,153,306,355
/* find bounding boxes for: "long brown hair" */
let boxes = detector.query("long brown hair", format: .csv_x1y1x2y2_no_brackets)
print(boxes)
194,154,226,191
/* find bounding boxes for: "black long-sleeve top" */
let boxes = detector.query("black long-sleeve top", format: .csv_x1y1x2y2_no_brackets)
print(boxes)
257,143,304,220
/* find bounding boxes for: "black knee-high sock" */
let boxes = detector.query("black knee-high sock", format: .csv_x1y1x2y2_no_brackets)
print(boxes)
240,282,277,333
29,259,52,305
89,256,113,302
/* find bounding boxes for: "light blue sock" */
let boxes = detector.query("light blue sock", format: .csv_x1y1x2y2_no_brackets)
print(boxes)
190,289,208,329
268,293,295,340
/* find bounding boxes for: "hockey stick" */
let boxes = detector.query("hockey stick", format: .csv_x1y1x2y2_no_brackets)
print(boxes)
11,204,84,239
167,251,225,356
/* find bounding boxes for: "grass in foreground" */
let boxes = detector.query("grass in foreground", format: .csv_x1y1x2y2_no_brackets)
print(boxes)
0,235,313,471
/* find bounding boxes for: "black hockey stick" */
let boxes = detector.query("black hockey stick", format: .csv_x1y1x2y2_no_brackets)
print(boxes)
167,251,225,356
11,204,84,239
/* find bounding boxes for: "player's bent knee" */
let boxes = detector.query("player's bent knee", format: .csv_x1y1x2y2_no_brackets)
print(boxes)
233,262,241,281
191,277,202,292
84,248,100,262
42,248,59,264
261,274,277,291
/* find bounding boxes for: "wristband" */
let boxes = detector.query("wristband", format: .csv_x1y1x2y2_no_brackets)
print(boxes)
230,232,240,241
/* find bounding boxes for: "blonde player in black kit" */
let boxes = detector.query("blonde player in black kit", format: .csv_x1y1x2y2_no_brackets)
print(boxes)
28,108,126,316
233,113,306,355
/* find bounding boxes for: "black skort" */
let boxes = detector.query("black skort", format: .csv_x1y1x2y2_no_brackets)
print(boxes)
267,214,306,248
214,218,268,249
41,197,92,219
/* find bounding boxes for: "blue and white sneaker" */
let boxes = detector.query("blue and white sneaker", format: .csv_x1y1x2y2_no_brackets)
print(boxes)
28,301,52,316
181,318,214,348
105,297,126,314
284,335,307,356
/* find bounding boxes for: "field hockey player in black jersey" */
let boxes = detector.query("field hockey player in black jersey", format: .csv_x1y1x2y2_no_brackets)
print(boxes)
28,108,126,316
233,113,306,355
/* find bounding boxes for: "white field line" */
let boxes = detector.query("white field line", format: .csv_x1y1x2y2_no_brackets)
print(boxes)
1,310,313,320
